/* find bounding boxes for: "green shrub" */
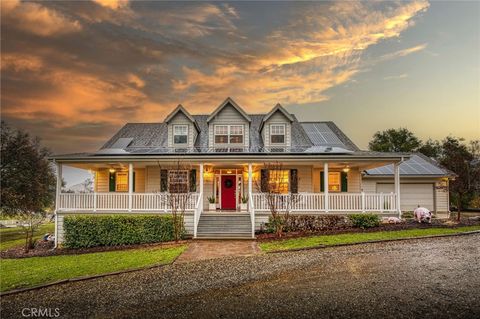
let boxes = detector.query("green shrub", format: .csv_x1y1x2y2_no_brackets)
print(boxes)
63,215,180,248
402,211,414,218
263,215,348,233
349,213,381,229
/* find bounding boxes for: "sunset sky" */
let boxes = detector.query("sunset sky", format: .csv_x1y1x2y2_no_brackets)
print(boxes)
2,0,479,160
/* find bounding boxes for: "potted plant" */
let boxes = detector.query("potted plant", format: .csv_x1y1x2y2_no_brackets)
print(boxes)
240,195,248,211
207,196,216,211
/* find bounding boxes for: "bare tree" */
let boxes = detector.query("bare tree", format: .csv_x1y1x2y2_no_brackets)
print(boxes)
255,162,299,237
157,161,193,242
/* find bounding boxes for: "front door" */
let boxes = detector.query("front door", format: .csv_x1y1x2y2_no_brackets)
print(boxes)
221,175,236,210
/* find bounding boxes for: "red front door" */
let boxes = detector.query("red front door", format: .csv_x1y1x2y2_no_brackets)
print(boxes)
221,175,236,210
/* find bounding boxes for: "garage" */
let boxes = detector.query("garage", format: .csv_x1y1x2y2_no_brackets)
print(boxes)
376,183,435,212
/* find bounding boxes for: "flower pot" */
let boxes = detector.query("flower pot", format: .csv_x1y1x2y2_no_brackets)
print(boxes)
209,203,216,211
240,203,248,211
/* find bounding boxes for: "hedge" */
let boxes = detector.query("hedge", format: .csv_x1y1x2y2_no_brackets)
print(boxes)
349,213,381,229
262,215,350,233
63,215,181,248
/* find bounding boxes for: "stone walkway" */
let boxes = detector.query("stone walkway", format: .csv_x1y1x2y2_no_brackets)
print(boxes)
175,240,261,263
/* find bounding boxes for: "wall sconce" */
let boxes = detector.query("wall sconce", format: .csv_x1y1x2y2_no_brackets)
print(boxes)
109,168,116,173
342,166,350,173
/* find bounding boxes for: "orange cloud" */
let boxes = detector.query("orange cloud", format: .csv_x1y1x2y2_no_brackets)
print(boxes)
92,0,129,10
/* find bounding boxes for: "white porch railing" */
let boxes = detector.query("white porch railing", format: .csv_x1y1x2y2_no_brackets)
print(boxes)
251,192,397,213
193,192,203,238
58,192,200,212
248,192,255,238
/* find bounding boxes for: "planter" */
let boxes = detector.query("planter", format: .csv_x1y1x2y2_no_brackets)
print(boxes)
209,203,216,211
240,203,248,211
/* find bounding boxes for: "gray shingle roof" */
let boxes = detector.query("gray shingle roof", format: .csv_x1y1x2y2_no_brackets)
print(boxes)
364,153,451,177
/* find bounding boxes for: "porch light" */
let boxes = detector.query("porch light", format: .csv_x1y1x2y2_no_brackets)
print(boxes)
226,170,232,174
109,168,116,173
342,166,350,173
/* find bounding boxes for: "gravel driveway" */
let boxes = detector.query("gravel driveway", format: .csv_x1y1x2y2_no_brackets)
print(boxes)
2,234,479,319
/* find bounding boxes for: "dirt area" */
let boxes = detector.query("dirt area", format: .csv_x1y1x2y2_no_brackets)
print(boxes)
1,234,479,319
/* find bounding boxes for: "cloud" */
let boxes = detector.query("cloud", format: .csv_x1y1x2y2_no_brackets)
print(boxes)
380,43,428,61
384,74,409,80
92,0,129,10
1,0,82,37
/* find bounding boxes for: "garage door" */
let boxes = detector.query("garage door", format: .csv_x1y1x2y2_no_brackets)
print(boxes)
376,183,435,212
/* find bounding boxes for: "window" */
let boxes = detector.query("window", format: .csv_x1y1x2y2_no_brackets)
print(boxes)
214,125,244,144
214,125,229,144
173,125,188,145
328,172,341,192
116,172,128,192
268,169,289,194
229,125,244,144
168,170,189,193
270,124,285,144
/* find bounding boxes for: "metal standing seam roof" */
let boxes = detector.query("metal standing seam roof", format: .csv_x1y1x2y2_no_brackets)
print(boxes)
364,153,450,177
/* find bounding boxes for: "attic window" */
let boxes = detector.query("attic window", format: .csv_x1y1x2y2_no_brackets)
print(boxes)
270,124,285,144
173,125,188,145
214,125,243,144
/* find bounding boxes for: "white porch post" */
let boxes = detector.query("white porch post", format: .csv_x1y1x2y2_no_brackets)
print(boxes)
128,163,133,212
248,163,253,199
394,162,401,218
199,163,204,195
54,162,62,248
324,162,329,212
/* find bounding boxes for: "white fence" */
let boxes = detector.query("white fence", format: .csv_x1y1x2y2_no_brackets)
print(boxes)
57,192,200,212
251,192,397,213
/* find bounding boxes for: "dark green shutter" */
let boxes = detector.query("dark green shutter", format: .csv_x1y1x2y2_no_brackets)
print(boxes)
189,169,197,192
133,171,136,192
160,169,168,192
109,172,116,192
260,169,268,192
341,172,348,192
320,171,324,192
290,169,298,193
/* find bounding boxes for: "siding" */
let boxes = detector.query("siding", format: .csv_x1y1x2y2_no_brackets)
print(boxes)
167,112,196,148
262,111,292,148
208,103,249,149
134,168,145,193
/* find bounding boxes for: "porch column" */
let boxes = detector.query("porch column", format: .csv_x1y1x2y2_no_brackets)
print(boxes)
128,163,133,212
54,162,62,248
394,162,401,217
324,162,329,212
248,163,253,196
199,163,204,195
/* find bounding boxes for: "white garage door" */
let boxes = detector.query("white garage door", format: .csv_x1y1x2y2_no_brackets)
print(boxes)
376,183,435,212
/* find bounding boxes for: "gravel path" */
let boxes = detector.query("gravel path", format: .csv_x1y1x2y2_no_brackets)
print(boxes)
2,234,480,319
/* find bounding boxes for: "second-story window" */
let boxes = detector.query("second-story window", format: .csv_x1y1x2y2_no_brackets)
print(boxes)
173,125,188,145
214,125,244,144
270,124,286,144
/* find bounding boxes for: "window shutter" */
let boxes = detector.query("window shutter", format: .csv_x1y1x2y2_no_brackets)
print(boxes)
320,171,324,192
260,169,268,192
189,169,197,192
160,169,168,192
109,172,116,192
290,169,298,193
341,172,348,192
133,171,136,192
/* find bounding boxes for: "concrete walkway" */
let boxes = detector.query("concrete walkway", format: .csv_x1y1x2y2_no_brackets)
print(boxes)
175,240,261,263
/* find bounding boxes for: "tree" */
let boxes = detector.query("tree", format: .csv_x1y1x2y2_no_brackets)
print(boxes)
438,137,479,220
255,162,299,237
1,122,56,251
369,128,421,152
417,139,442,159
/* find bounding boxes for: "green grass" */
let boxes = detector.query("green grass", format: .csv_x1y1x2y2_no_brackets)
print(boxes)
259,225,480,252
0,245,186,292
0,223,55,251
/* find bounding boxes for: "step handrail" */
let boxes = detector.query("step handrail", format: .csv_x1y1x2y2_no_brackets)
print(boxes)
193,191,203,238
248,192,255,238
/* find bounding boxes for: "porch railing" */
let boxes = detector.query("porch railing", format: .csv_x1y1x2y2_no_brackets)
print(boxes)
57,192,199,212
193,192,203,238
251,192,397,213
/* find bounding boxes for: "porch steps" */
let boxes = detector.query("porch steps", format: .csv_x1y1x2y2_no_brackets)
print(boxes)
196,214,252,239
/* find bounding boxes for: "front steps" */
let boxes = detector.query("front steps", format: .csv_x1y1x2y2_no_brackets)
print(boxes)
196,213,253,239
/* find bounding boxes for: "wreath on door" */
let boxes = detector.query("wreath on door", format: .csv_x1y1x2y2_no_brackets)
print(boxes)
224,179,233,188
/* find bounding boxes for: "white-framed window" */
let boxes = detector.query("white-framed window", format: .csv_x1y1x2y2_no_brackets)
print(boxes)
214,125,244,144
328,172,341,192
270,124,286,144
173,125,188,145
116,172,128,192
168,170,189,193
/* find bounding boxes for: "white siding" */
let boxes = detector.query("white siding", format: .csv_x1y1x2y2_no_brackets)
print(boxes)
208,103,249,149
262,111,291,148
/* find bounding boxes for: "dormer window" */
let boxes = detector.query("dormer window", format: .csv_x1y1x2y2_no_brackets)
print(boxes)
270,124,285,144
173,125,188,145
214,125,244,144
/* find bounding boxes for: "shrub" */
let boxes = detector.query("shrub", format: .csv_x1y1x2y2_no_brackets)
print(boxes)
402,211,414,219
349,213,381,229
63,215,180,248
263,215,348,233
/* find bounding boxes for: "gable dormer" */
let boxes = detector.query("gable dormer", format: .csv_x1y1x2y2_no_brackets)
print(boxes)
260,103,294,149
207,98,251,149
164,104,199,149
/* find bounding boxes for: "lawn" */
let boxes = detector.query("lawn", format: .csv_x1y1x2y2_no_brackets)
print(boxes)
259,225,480,252
1,245,186,292
0,223,55,251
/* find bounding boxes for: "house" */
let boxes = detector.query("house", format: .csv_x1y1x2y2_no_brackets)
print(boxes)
52,97,451,242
